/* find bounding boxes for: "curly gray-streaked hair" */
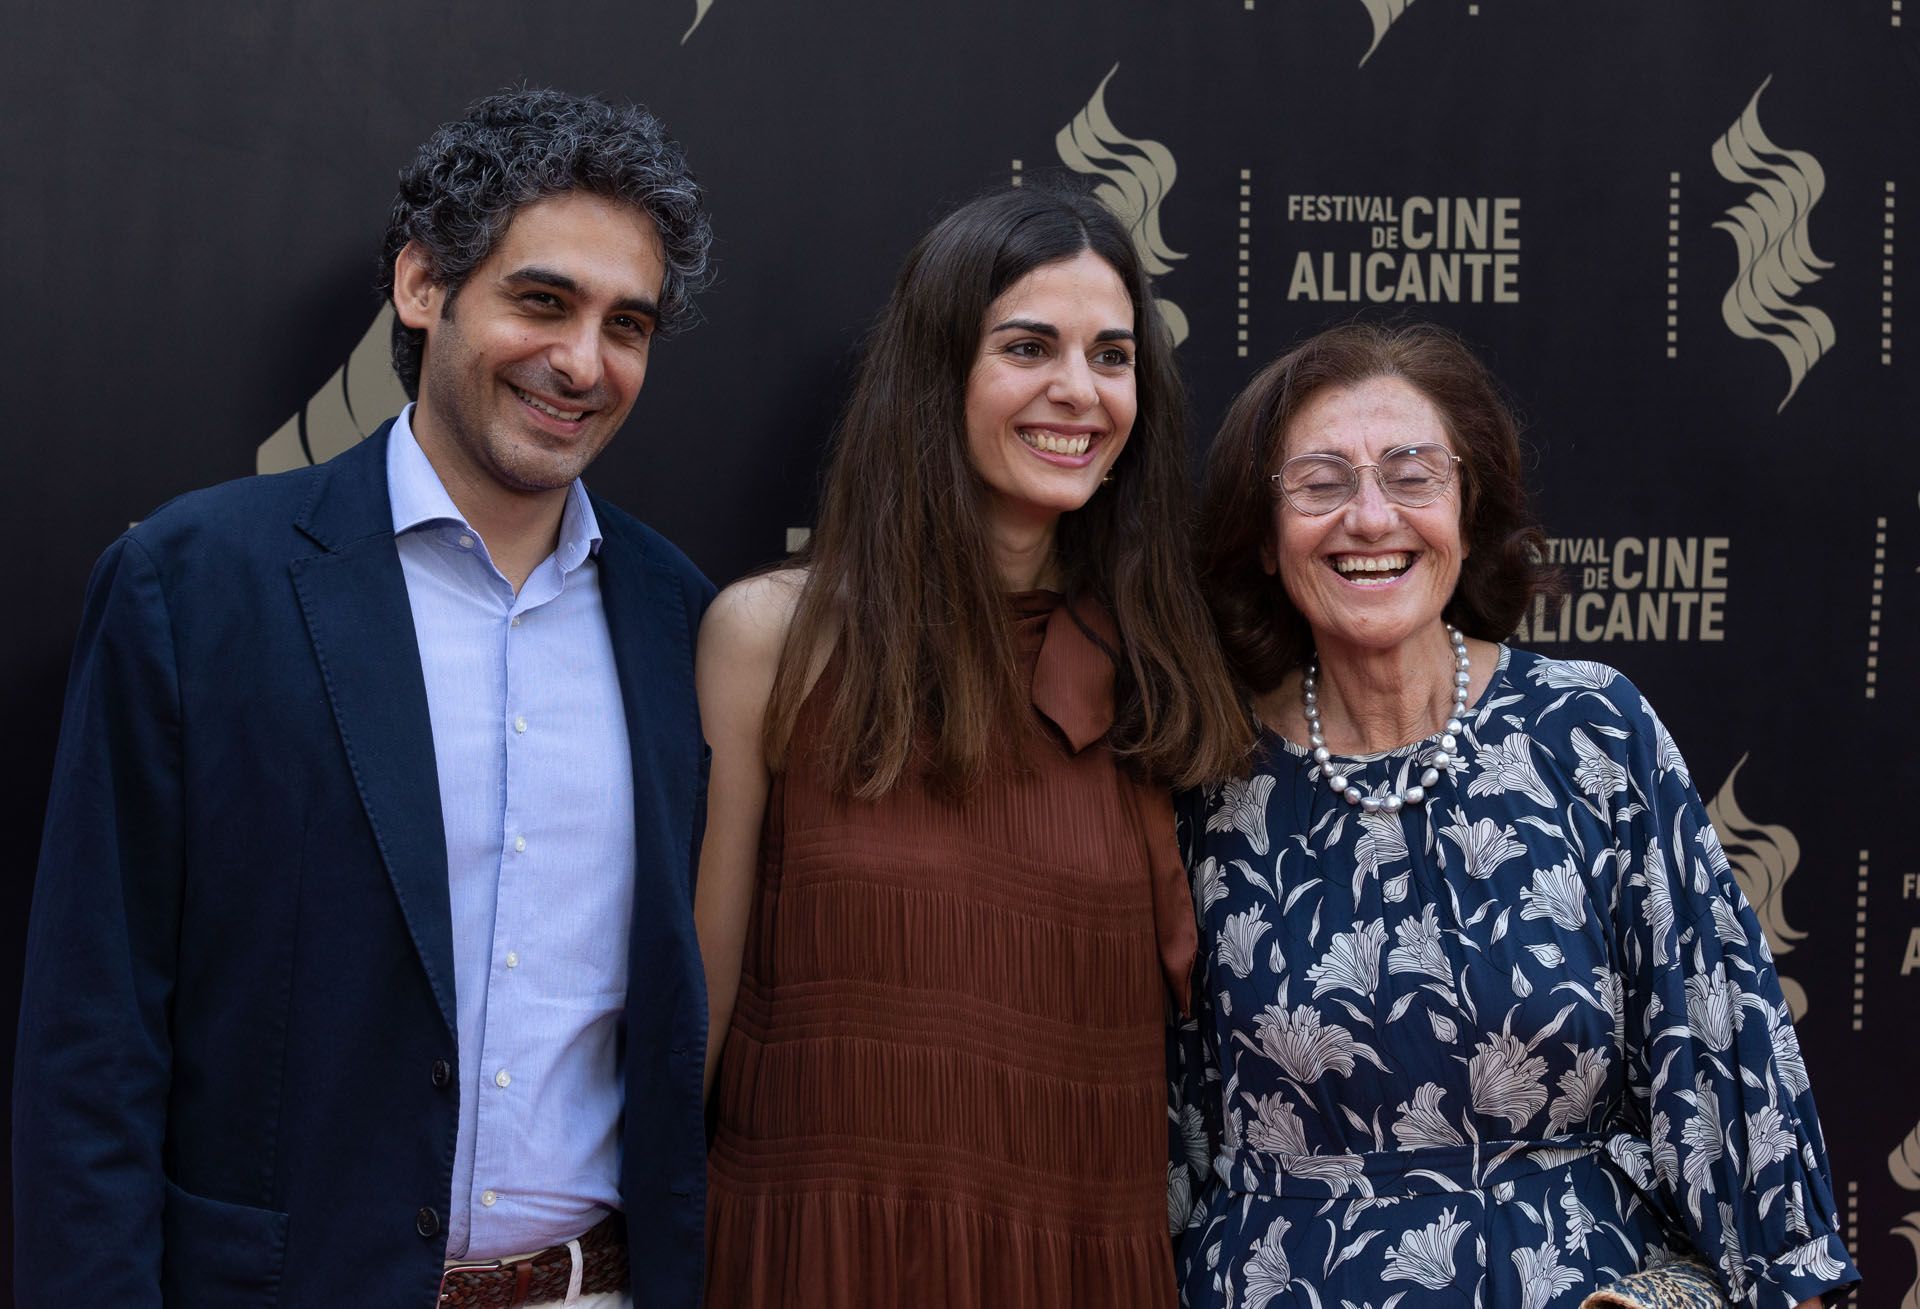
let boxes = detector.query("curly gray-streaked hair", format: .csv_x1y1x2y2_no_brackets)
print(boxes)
377,86,714,399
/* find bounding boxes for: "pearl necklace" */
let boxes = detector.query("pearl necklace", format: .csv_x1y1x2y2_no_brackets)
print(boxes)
1304,625,1469,814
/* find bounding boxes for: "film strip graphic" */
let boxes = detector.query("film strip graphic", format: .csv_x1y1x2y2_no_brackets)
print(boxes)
1239,170,1252,359
1667,173,1682,359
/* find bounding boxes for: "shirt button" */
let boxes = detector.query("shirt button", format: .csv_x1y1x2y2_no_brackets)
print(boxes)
505,951,519,969
513,716,527,734
514,836,527,853
481,1190,498,1208
457,534,475,550
415,1206,441,1238
495,1069,511,1089
510,616,522,628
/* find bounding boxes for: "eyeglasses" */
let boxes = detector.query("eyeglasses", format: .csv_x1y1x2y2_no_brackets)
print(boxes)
1270,444,1462,516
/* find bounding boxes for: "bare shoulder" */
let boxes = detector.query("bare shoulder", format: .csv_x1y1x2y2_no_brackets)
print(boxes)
701,567,809,662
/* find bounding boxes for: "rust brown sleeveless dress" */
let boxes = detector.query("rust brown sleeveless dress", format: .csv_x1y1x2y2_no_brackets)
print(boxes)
705,593,1195,1307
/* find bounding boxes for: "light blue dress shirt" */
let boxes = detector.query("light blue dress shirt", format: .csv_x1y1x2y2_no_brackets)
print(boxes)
387,409,634,1259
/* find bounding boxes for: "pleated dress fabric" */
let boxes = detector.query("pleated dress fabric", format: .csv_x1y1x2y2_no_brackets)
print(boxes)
705,592,1195,1308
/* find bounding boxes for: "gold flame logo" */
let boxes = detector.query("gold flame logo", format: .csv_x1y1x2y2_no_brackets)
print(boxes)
682,0,713,43
255,306,410,474
1895,1119,1920,1190
1895,1213,1920,1309
1055,64,1190,346
1703,754,1807,1019
1357,0,1417,67
1711,75,1836,412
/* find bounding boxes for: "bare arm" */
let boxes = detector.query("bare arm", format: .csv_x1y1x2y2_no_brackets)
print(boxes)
694,571,805,1100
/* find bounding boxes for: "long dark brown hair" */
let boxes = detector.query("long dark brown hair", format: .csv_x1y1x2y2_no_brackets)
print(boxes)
1198,321,1560,696
767,185,1252,797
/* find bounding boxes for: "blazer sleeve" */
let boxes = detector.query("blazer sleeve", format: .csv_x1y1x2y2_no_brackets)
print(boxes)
13,535,185,1307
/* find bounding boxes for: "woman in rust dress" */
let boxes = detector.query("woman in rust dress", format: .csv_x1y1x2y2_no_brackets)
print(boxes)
693,186,1251,1307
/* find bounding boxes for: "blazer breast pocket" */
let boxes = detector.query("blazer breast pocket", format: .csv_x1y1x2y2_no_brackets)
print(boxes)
161,1177,289,1308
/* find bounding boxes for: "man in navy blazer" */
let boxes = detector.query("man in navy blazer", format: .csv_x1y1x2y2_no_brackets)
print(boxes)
14,90,716,1307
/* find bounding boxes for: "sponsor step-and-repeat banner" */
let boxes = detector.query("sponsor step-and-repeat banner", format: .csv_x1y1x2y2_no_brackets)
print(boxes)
2,1,1915,1299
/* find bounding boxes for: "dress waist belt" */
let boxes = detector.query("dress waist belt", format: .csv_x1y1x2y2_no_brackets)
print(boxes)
1212,1132,1618,1200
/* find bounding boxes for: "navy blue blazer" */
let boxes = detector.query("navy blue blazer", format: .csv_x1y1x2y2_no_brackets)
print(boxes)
13,425,714,1308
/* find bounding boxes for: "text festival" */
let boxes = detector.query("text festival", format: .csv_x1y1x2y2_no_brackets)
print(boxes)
1516,536,1730,644
1286,194,1521,304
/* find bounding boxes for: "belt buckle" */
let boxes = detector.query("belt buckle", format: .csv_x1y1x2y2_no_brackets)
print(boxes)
437,1254,510,1304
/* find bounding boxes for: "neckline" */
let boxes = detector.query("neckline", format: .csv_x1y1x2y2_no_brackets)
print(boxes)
1259,642,1513,762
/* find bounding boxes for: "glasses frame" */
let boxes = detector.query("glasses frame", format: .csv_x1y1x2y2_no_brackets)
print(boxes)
1269,444,1463,517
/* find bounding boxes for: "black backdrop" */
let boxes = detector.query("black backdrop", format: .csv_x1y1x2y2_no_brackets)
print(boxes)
4,2,1916,1301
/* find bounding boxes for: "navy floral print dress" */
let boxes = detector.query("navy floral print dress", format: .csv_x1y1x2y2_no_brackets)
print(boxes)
1171,646,1858,1309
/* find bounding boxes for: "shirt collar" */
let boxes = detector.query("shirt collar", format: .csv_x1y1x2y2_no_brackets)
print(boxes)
386,404,604,570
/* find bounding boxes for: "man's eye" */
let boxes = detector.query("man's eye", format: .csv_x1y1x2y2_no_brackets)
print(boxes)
523,292,562,308
611,315,653,337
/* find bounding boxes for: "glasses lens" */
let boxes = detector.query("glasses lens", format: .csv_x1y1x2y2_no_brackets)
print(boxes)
1280,456,1355,514
1379,446,1453,506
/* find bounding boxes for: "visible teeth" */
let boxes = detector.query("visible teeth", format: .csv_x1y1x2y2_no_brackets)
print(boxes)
516,388,585,421
1019,431,1091,456
1332,553,1412,575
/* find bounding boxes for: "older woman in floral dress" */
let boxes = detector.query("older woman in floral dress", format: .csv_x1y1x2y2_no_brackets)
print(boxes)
1170,323,1857,1309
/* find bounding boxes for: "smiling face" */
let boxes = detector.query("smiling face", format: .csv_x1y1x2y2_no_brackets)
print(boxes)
1267,375,1466,659
963,250,1138,537
394,190,666,518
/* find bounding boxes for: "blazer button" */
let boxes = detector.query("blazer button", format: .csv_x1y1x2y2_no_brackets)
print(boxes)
431,1058,452,1089
415,1206,441,1238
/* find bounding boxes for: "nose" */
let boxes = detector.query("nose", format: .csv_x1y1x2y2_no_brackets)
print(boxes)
547,320,604,394
1341,469,1398,537
1046,354,1098,412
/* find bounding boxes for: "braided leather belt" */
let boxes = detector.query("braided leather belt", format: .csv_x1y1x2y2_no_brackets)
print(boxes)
437,1213,628,1308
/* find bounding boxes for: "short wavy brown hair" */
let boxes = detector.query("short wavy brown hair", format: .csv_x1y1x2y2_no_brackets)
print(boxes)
1197,321,1558,695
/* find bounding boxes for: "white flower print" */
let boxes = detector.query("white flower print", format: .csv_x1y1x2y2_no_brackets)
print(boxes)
1764,1000,1811,1098
1243,1000,1383,1083
1513,1239,1582,1309
1355,807,1409,885
1683,961,1741,1053
1641,695,1692,786
1217,903,1275,980
1243,1092,1310,1156
1679,1072,1725,1222
1697,822,1731,877
1641,837,1676,967
1308,919,1388,1001
1439,813,1528,880
1518,858,1588,931
1717,1201,1749,1299
1193,855,1229,917
1241,1216,1293,1309
1466,1028,1549,1132
1381,1206,1470,1289
1781,1237,1848,1282
1466,733,1556,807
1393,1082,1465,1150
1166,1161,1192,1238
1746,1101,1797,1175
1569,727,1627,802
1545,1047,1610,1135
1560,1188,1598,1257
1650,1110,1680,1189
1178,1103,1210,1178
1386,905,1452,985
1208,774,1277,855
1529,658,1618,691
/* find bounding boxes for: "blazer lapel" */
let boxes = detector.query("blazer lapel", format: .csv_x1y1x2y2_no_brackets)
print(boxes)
289,426,456,1036
594,509,699,901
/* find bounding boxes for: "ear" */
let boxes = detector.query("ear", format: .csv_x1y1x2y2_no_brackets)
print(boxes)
391,241,443,331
